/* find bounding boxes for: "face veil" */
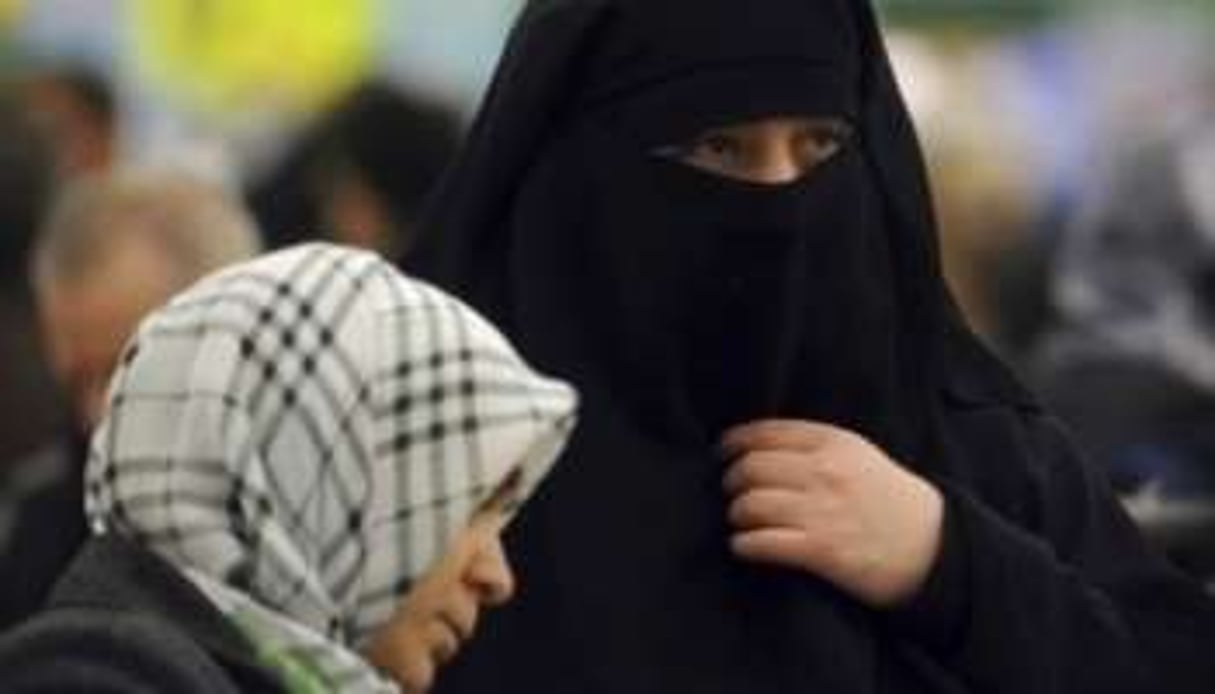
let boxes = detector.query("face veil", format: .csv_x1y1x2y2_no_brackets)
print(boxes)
519,115,905,449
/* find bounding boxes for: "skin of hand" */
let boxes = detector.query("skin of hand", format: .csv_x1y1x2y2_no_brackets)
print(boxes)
721,419,945,608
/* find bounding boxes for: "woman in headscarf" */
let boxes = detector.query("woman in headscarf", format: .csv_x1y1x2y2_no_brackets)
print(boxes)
403,0,1215,692
0,243,577,693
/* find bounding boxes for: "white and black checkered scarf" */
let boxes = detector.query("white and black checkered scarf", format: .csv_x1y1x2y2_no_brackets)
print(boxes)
85,243,578,692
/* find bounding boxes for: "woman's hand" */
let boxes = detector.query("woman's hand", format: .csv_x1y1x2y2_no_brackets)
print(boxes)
722,419,944,608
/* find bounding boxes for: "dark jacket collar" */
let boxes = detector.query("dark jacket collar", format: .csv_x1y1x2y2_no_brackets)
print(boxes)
49,535,285,691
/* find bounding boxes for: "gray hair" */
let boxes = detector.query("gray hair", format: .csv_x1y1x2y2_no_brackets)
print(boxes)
31,169,263,291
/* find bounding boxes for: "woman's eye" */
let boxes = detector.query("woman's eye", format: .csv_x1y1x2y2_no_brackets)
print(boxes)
691,133,742,162
650,118,853,182
795,126,846,165
654,132,742,168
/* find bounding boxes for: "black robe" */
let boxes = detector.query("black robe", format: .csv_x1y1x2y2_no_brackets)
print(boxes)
406,0,1215,692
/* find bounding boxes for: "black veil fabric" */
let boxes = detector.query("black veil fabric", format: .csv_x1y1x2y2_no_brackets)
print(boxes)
403,1,1139,693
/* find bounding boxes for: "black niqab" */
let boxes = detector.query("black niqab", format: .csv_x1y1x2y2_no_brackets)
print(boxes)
409,0,963,691
403,1,1195,693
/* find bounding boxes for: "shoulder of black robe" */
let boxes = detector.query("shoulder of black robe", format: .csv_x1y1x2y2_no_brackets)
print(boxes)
408,1,1215,693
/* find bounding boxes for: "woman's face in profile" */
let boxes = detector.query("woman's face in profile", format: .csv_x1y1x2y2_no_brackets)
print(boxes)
366,485,519,692
653,115,852,185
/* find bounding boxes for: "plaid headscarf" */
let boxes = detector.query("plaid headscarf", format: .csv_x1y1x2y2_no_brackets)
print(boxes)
85,243,578,692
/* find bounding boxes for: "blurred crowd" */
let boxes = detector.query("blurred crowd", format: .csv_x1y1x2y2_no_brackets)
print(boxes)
0,0,1214,634
897,7,1215,578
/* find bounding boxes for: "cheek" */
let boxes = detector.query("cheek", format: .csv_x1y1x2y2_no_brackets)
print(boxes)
366,609,440,693
401,569,460,622
413,543,483,609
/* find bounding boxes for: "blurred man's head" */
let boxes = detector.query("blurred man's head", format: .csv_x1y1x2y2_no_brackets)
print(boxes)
22,67,117,181
31,171,262,429
314,81,461,259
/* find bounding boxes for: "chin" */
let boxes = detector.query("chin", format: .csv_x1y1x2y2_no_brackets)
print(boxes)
402,664,437,694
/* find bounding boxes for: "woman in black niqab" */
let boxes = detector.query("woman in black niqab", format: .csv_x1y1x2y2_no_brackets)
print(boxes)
406,0,1215,692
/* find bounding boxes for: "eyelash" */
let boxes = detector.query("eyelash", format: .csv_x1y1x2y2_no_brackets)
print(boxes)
694,134,744,160
651,137,736,162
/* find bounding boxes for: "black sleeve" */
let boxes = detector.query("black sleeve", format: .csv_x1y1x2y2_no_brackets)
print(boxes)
891,413,1215,694
0,608,246,693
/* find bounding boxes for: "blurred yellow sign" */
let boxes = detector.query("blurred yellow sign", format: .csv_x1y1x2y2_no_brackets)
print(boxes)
130,0,372,114
0,0,25,28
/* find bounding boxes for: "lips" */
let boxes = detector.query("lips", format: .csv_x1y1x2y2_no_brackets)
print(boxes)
430,620,460,665
431,606,476,665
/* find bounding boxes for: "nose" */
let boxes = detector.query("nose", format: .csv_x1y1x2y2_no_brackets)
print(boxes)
465,537,515,606
750,138,805,185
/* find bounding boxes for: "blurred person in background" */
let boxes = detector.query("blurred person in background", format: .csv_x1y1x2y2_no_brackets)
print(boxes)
20,65,117,182
0,244,577,693
0,170,262,628
1027,8,1215,581
245,125,327,251
408,0,1215,692
1033,125,1215,579
247,80,461,260
32,171,263,430
313,81,462,259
